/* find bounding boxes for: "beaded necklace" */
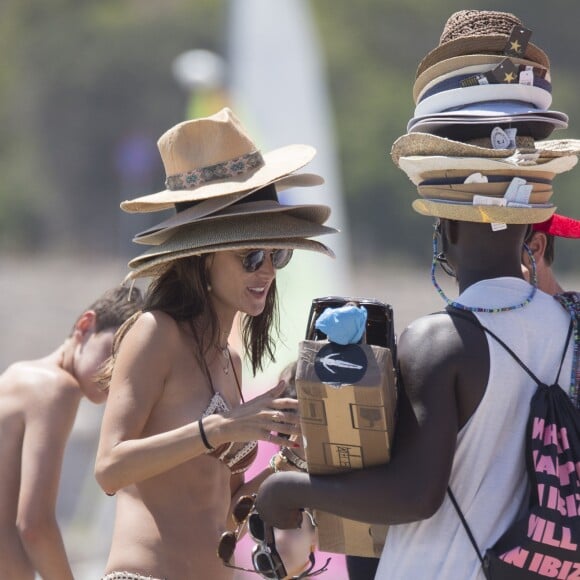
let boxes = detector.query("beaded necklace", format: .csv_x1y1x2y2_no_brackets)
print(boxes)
553,292,580,409
431,229,538,313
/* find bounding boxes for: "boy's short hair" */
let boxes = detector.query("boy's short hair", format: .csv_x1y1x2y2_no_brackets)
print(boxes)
76,286,143,334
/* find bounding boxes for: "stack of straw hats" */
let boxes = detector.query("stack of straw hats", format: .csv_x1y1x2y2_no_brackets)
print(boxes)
121,108,337,278
391,10,580,224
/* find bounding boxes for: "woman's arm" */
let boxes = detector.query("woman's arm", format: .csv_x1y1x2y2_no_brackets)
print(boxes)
95,312,302,495
94,312,211,493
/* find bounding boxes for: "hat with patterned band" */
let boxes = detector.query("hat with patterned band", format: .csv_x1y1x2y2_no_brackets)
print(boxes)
416,10,549,78
121,108,324,213
413,54,549,104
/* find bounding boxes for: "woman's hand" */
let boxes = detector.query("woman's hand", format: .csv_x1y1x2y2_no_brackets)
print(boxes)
203,380,302,447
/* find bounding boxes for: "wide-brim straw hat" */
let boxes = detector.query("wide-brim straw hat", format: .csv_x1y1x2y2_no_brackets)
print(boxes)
412,198,555,224
391,133,580,165
129,212,338,267
396,154,579,186
397,153,576,224
416,10,549,78
126,237,334,280
413,54,549,104
121,108,323,213
134,199,332,245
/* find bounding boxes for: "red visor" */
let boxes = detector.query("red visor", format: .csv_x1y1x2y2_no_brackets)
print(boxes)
533,214,580,238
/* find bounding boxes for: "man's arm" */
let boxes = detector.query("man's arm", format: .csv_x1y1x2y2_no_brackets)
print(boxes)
256,314,465,528
18,385,79,580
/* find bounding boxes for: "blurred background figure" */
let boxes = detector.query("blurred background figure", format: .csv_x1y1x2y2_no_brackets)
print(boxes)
522,213,580,295
0,286,141,579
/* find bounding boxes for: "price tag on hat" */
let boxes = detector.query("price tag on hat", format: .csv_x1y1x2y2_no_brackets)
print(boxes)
504,25,532,57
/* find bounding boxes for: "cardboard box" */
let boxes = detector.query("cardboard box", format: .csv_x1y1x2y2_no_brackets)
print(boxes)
315,512,388,558
296,339,397,557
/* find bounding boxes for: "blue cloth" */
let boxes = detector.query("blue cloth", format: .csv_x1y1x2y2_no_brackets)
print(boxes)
315,305,368,345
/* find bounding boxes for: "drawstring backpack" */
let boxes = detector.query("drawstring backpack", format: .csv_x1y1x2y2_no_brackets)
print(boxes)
446,307,578,580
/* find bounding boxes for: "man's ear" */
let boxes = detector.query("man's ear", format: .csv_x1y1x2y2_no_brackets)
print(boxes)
527,231,547,262
73,310,97,340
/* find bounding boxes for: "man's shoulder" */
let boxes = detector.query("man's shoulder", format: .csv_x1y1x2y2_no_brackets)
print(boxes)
402,310,460,342
400,310,487,367
0,359,77,402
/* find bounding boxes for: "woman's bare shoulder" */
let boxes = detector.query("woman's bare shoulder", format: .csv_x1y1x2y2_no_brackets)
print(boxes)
126,310,181,346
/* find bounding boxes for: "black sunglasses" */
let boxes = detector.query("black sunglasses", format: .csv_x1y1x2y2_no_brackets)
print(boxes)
433,221,456,278
240,249,294,273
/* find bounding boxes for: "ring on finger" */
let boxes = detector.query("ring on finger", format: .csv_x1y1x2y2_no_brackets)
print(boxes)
273,411,283,423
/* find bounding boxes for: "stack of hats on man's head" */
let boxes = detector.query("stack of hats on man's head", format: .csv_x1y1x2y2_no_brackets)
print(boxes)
392,9,580,225
120,107,337,279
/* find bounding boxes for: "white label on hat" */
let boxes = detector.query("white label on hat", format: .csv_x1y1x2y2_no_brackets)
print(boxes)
504,128,518,149
464,172,488,184
491,127,512,150
504,177,532,204
473,195,506,207
472,195,508,231
519,69,534,86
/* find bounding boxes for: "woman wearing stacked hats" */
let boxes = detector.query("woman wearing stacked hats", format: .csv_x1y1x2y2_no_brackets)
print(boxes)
94,108,337,579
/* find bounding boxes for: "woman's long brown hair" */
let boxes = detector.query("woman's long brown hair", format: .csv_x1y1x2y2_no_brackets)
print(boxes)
97,254,279,388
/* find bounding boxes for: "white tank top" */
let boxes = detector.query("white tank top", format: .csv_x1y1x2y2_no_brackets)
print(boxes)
376,278,573,580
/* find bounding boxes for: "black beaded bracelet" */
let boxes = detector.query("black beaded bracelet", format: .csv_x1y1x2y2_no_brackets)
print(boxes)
198,418,214,451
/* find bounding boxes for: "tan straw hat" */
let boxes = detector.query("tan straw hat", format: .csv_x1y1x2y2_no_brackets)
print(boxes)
412,198,555,224
134,198,332,245
391,133,580,166
416,10,549,78
126,238,335,280
129,212,338,267
396,154,578,186
394,151,576,225
121,108,323,212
